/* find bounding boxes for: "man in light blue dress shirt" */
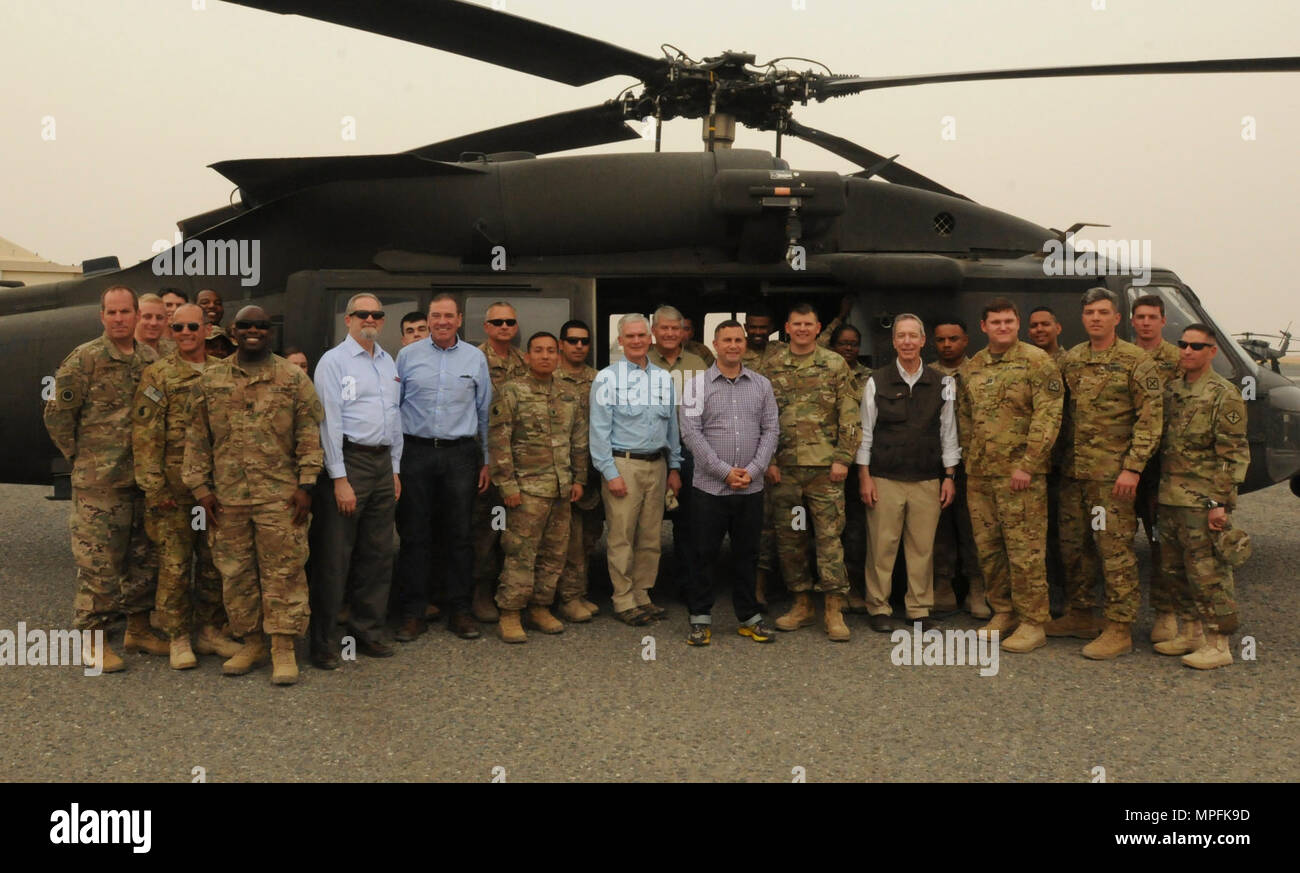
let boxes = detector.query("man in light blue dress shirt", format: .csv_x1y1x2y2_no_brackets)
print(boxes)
590,313,682,625
308,294,404,668
393,293,492,641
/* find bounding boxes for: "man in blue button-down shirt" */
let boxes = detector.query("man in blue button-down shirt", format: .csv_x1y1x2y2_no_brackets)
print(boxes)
393,293,492,640
308,293,404,667
590,313,682,625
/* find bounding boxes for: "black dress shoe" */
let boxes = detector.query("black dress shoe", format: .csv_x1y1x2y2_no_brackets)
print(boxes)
868,614,897,633
311,651,341,670
449,612,482,639
357,638,396,658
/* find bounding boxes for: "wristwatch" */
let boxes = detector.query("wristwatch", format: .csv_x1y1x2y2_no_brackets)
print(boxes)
299,482,316,496
1205,499,1222,510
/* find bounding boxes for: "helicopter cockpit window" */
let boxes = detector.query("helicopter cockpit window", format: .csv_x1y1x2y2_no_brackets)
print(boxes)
1125,284,1245,379
332,291,420,357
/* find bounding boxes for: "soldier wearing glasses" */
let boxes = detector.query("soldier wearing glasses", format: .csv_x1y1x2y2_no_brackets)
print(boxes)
555,319,603,622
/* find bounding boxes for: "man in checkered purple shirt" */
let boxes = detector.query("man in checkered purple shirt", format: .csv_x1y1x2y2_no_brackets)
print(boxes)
677,320,780,646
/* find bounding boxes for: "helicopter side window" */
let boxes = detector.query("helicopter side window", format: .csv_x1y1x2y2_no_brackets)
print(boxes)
1125,284,1243,379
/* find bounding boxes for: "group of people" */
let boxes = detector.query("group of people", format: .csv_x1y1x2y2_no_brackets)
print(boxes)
43,284,1250,686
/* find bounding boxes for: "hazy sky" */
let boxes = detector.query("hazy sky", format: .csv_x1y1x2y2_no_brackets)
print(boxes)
5,0,1298,336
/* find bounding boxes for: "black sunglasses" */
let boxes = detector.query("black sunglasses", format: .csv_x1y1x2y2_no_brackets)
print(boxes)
562,336,591,346
170,322,202,333
486,318,517,327
349,310,385,321
1177,340,1214,351
234,319,272,331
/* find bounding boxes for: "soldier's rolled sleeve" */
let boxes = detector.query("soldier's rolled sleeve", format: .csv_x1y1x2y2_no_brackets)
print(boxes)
1020,358,1063,472
293,374,325,486
182,384,215,501
571,391,589,488
489,389,521,499
1122,357,1164,474
132,368,167,498
833,366,862,466
43,352,86,462
1215,389,1250,506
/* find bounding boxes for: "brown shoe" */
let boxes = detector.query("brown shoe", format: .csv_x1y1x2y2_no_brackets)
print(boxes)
471,581,499,623
270,634,299,685
222,633,270,676
449,611,482,640
868,613,897,633
775,592,816,631
1155,619,1204,656
524,605,565,634
1081,620,1133,660
424,603,441,621
394,617,426,642
823,593,850,642
579,598,600,616
169,636,198,670
558,599,594,623
1044,608,1102,639
497,609,527,644
194,624,242,658
123,613,169,656
615,606,654,627
846,591,870,614
1149,612,1178,644
980,612,1020,635
83,632,125,674
1001,620,1047,653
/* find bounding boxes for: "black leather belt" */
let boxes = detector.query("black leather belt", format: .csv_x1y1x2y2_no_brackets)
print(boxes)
343,438,390,455
613,449,666,462
405,434,474,448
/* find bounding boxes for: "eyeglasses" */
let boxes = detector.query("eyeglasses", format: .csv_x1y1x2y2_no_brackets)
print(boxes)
171,322,202,333
562,336,591,346
234,319,272,331
349,310,385,321
1177,340,1214,350
486,318,517,327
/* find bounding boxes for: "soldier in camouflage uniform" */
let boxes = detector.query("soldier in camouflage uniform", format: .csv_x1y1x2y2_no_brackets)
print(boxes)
1027,305,1070,614
828,323,872,613
767,303,861,641
489,332,589,642
471,301,529,623
197,289,236,359
1154,325,1249,669
556,320,603,622
957,298,1063,653
1047,288,1163,660
681,317,716,367
742,307,786,605
44,286,164,673
929,316,985,617
133,303,239,670
183,306,324,685
1130,294,1184,643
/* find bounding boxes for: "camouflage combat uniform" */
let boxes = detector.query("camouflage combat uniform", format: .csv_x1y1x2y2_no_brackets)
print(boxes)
1158,371,1249,633
182,354,323,638
684,340,715,367
1136,339,1182,613
44,334,158,630
557,364,602,606
931,356,983,598
743,340,786,578
490,373,589,610
205,324,236,359
765,345,861,594
133,352,227,639
1058,339,1163,623
473,341,529,594
957,341,1063,623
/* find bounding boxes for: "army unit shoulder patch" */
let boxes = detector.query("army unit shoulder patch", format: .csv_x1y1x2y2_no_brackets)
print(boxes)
1146,377,1160,391
1225,410,1241,425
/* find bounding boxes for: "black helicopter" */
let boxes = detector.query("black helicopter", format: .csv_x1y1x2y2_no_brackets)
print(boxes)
3,0,1299,500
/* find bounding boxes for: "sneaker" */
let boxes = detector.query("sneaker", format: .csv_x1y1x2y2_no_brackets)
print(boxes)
737,621,776,643
686,623,712,646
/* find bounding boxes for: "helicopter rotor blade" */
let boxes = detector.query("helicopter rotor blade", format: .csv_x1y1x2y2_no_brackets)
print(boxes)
784,118,969,201
405,104,641,161
223,0,663,86
815,56,1300,98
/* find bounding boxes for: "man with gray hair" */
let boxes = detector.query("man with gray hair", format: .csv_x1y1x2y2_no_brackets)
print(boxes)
858,314,960,632
590,313,683,626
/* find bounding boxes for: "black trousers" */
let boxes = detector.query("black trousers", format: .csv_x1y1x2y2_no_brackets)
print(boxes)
309,445,396,654
685,487,763,623
395,439,480,618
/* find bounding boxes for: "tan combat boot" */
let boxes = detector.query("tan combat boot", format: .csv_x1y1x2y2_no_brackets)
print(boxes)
194,624,242,658
979,612,1019,636
1081,620,1133,660
846,589,870,614
1149,612,1178,644
823,593,851,642
169,636,198,670
123,613,169,655
579,597,600,616
471,580,500,623
1182,631,1233,670
1001,620,1046,653
222,633,270,676
497,609,527,644
754,570,770,608
1154,619,1204,656
525,605,564,634
965,576,992,619
270,634,298,685
83,632,125,674
557,599,593,623
1044,608,1102,639
775,592,816,631
932,577,959,613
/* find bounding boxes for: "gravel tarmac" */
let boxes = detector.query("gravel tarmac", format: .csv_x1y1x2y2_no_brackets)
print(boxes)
1,479,1296,783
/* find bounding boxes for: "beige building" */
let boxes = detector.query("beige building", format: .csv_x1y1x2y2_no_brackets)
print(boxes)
0,236,82,287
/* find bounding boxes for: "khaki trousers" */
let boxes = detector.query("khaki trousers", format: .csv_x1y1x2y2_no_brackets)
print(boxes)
601,457,666,613
864,477,942,619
